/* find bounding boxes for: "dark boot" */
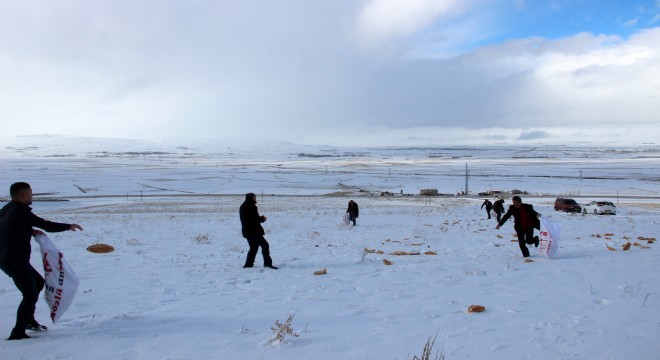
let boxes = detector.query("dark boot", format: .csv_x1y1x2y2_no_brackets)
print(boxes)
27,319,47,332
8,329,30,340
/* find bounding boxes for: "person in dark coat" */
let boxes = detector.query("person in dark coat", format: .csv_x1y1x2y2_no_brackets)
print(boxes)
493,198,505,222
0,182,83,340
346,200,359,226
495,196,540,258
480,199,493,219
239,193,277,269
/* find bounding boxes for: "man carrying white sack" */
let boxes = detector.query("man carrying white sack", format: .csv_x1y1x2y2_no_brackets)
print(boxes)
0,182,82,340
495,195,540,258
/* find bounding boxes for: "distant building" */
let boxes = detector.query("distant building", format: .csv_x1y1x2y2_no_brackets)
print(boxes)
420,189,438,196
478,190,504,198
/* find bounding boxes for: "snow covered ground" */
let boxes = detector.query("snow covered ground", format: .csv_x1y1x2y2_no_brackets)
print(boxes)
0,136,659,359
2,135,659,199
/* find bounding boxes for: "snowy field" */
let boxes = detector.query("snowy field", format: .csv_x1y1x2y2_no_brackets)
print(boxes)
2,135,659,199
1,136,659,359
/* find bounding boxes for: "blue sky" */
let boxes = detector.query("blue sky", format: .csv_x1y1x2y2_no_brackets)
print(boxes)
1,0,659,146
512,1,657,37
407,1,660,57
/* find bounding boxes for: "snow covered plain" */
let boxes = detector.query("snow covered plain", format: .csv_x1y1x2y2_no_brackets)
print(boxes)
1,136,659,359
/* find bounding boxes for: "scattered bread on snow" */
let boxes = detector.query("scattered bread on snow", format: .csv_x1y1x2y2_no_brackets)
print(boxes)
390,251,421,255
467,305,486,313
87,244,115,253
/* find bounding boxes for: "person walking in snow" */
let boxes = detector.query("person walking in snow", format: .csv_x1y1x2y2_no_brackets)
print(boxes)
495,196,540,258
346,200,359,226
481,199,493,219
493,198,505,222
0,182,83,340
239,193,277,269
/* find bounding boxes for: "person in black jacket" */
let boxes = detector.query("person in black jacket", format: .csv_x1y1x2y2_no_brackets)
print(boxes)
346,200,359,226
495,196,540,258
0,182,83,340
493,198,505,222
239,193,277,269
480,199,493,219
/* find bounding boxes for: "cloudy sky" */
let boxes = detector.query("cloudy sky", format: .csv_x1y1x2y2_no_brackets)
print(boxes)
1,0,659,146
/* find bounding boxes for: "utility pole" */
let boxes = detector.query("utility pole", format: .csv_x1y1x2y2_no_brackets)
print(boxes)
465,163,469,195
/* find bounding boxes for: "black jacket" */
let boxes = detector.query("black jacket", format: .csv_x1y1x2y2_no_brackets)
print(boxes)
493,199,505,213
0,201,71,264
239,199,265,238
346,202,359,217
497,203,540,231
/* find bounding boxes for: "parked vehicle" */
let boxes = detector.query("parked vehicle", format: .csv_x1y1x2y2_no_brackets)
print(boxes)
554,198,582,213
583,201,617,215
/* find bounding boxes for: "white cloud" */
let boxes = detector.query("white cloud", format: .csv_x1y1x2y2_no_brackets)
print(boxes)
0,1,658,146
355,0,468,44
517,130,550,140
624,17,639,27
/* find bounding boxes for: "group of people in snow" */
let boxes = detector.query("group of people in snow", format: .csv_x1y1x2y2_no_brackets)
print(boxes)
4,179,543,342
481,198,505,221
0,180,362,341
239,194,359,270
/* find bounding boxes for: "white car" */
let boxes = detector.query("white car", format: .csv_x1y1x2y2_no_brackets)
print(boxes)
583,201,617,215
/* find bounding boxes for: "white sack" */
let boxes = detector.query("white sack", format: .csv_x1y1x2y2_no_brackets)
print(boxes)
539,217,560,258
34,234,79,322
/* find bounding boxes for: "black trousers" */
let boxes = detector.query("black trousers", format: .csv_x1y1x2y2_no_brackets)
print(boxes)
244,235,273,267
348,212,357,225
516,227,536,257
0,262,44,333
